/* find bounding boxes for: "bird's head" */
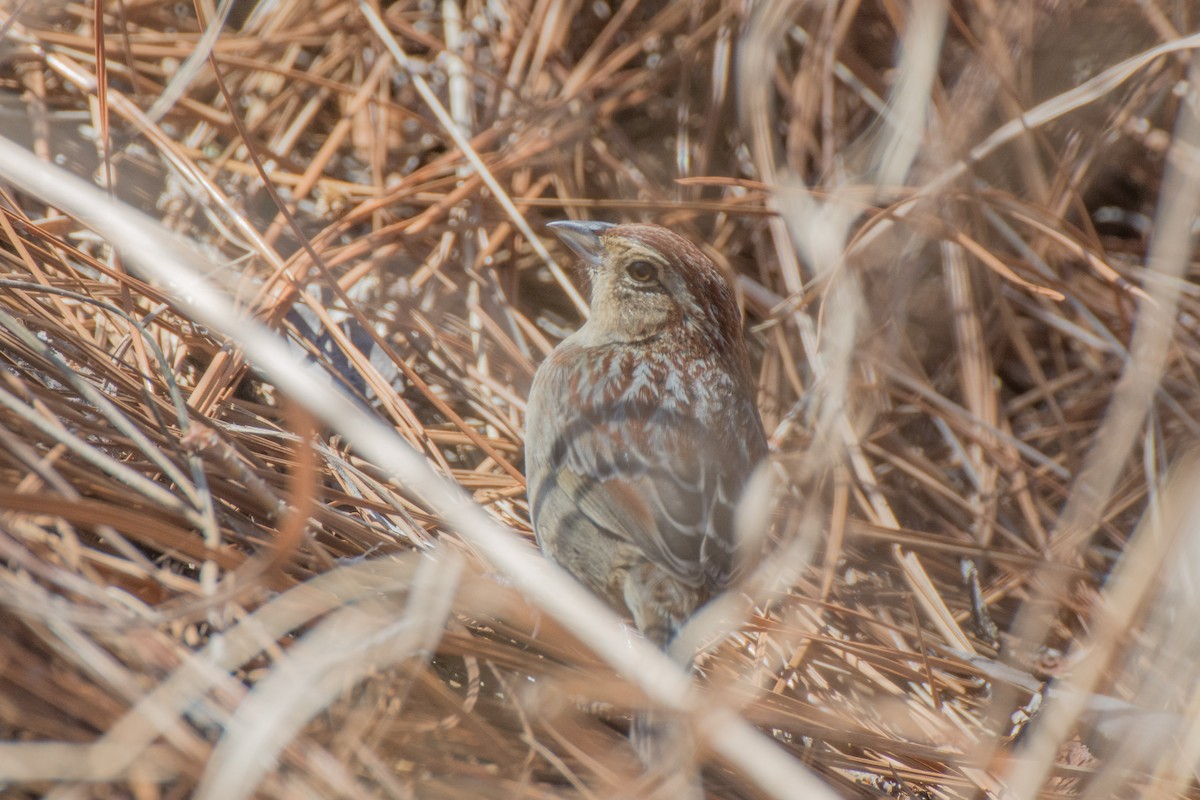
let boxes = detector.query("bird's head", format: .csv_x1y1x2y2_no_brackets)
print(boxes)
547,220,744,352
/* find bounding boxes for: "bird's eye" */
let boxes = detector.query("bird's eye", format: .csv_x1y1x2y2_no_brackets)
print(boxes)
625,260,656,283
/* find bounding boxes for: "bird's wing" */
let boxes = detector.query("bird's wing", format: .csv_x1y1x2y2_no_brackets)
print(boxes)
533,396,758,589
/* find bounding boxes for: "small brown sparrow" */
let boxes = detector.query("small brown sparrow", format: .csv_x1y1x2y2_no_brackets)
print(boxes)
524,220,768,761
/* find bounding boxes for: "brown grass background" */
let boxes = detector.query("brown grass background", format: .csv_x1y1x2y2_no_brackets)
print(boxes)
1,0,1200,798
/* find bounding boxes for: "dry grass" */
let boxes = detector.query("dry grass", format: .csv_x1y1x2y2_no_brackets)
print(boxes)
1,0,1200,798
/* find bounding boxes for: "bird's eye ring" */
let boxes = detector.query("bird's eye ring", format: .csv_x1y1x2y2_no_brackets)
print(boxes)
626,260,656,283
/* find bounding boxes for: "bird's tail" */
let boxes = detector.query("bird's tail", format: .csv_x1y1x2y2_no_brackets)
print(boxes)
630,622,703,799
630,700,680,765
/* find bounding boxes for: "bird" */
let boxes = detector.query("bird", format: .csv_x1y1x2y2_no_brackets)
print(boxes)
524,220,768,767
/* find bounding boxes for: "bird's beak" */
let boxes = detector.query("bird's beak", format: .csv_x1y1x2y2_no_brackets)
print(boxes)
546,220,614,267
